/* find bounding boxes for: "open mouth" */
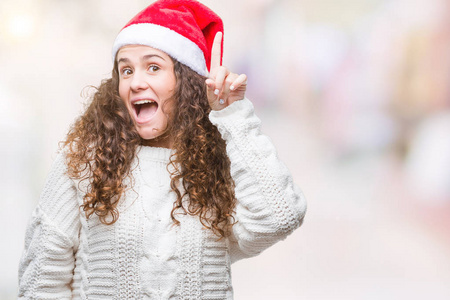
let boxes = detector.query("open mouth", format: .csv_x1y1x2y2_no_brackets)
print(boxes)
133,99,158,123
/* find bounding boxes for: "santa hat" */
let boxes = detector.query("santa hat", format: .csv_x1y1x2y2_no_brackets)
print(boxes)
112,0,223,76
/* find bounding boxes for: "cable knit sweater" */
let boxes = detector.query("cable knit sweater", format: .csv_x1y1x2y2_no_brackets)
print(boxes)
18,98,307,300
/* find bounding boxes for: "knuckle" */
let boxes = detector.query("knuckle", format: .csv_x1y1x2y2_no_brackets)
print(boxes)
226,77,234,84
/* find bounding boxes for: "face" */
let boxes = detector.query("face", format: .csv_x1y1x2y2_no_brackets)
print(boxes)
117,45,177,148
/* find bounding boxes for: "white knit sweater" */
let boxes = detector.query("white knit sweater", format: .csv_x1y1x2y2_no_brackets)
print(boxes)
18,98,307,300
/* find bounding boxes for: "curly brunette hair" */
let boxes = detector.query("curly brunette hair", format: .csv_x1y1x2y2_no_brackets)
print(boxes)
63,59,236,238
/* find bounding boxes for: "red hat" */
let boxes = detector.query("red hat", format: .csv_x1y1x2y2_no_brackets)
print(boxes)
112,0,223,76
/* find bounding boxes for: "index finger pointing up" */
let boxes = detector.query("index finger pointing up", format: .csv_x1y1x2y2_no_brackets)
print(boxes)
210,32,223,74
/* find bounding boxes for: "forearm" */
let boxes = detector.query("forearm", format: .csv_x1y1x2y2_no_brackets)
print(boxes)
18,151,80,299
209,98,307,259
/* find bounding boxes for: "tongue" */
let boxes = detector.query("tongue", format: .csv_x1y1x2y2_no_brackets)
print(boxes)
137,102,158,121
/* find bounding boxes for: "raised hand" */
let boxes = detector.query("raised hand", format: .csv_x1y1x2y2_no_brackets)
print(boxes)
205,32,247,111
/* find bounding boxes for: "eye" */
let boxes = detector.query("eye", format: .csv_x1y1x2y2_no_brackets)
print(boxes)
120,67,133,76
148,65,160,72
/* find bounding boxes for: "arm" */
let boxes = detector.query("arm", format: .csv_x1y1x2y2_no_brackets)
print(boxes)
18,151,81,299
209,98,307,263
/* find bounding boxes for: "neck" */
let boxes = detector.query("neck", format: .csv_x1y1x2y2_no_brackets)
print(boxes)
141,134,173,149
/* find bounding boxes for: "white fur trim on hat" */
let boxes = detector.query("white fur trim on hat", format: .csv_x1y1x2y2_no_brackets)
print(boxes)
112,23,208,76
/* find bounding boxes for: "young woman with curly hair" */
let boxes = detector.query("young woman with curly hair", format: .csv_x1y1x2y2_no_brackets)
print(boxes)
18,0,307,299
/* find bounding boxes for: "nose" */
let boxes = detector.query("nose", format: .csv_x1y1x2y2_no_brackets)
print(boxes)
130,70,148,92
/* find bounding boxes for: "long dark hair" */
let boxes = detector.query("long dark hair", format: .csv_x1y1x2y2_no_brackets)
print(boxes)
63,59,236,237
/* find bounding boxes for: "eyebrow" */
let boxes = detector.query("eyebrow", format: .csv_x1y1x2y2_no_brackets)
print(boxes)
143,54,166,61
117,54,166,64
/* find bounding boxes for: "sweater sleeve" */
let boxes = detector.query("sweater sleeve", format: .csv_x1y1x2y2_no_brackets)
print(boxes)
209,98,307,264
18,151,81,299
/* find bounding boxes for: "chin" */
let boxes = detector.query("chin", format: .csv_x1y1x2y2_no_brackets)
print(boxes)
136,125,172,147
137,128,162,140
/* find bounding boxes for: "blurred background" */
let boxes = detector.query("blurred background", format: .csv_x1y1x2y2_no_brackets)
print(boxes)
1,0,450,299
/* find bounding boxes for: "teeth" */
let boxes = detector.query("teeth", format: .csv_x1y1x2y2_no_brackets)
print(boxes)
134,99,155,105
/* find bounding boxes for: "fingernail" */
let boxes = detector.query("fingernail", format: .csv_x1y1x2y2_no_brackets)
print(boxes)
230,85,235,90
219,99,225,105
214,89,220,95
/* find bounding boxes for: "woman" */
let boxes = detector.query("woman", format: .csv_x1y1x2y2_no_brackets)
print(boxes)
18,0,307,299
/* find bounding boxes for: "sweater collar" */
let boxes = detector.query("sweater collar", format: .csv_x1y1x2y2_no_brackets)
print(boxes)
137,146,174,162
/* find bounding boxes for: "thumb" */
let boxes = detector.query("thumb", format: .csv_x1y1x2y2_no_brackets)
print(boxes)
205,78,217,103
205,78,224,111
